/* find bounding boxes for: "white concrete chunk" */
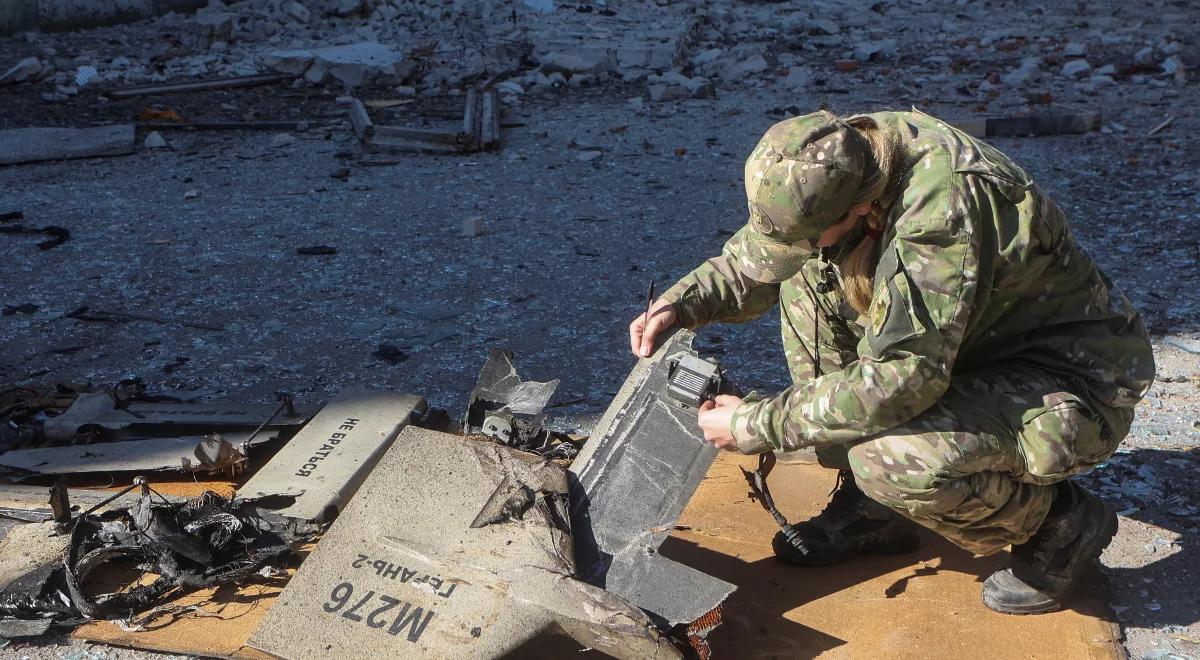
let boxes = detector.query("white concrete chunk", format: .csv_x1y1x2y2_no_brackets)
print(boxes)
143,130,167,149
0,124,134,166
263,48,315,75
1062,59,1092,79
0,57,42,84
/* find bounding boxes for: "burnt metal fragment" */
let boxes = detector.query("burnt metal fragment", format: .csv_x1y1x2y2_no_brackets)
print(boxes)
463,349,579,459
41,391,310,441
0,483,314,636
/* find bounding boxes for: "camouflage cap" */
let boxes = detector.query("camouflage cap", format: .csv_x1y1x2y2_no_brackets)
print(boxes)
737,112,869,283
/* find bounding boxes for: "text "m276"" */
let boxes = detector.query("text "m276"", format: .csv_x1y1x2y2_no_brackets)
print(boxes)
323,581,435,643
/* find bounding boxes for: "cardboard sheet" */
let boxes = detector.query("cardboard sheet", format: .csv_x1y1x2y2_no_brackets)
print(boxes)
71,453,1122,659
663,453,1123,659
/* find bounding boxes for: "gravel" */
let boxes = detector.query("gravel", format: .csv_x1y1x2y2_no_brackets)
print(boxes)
1,0,1197,657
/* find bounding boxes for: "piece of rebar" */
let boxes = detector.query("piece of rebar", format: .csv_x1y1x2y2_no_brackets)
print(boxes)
109,74,292,98
74,476,146,520
243,393,294,446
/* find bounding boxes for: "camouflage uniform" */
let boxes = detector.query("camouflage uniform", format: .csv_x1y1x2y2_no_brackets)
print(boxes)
660,109,1154,554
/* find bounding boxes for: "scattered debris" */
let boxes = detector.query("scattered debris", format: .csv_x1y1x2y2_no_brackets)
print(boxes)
238,391,426,523
951,110,1100,137
108,73,293,98
0,57,42,85
73,65,98,88
363,98,413,109
480,89,501,149
0,223,70,250
142,131,168,149
296,245,336,255
0,125,135,167
137,120,317,131
247,427,678,659
340,96,374,142
0,483,315,636
0,433,260,477
64,306,223,332
569,329,736,637
1062,59,1093,79
136,107,186,123
396,300,468,322
0,483,184,520
264,42,411,88
41,390,308,442
462,215,484,237
1148,115,1176,137
2,304,39,316
365,87,502,155
372,343,408,364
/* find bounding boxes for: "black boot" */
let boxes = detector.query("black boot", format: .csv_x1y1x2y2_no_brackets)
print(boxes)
773,470,920,566
983,480,1117,615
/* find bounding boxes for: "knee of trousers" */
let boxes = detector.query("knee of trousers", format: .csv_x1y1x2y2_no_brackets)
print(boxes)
846,440,1012,522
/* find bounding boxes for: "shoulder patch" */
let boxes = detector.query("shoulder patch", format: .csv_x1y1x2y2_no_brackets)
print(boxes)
870,284,891,337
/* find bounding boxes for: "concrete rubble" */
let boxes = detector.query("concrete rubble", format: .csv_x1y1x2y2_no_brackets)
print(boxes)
0,0,1188,119
0,125,135,166
264,41,412,88
0,57,42,84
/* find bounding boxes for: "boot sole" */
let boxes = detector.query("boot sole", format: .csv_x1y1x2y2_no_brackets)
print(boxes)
984,502,1118,615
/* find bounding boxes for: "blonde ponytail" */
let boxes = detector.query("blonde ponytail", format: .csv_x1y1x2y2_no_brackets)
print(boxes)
837,115,902,314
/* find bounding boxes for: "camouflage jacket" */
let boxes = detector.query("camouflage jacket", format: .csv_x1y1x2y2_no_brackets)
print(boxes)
660,109,1155,453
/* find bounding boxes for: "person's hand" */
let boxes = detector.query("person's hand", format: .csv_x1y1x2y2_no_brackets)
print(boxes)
697,395,744,451
628,299,678,357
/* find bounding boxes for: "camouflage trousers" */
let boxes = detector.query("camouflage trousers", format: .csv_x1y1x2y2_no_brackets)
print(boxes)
779,259,1125,555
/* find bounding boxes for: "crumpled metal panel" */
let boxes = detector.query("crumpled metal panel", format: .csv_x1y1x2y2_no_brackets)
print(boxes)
569,328,736,627
248,427,680,660
0,432,260,475
41,392,310,441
